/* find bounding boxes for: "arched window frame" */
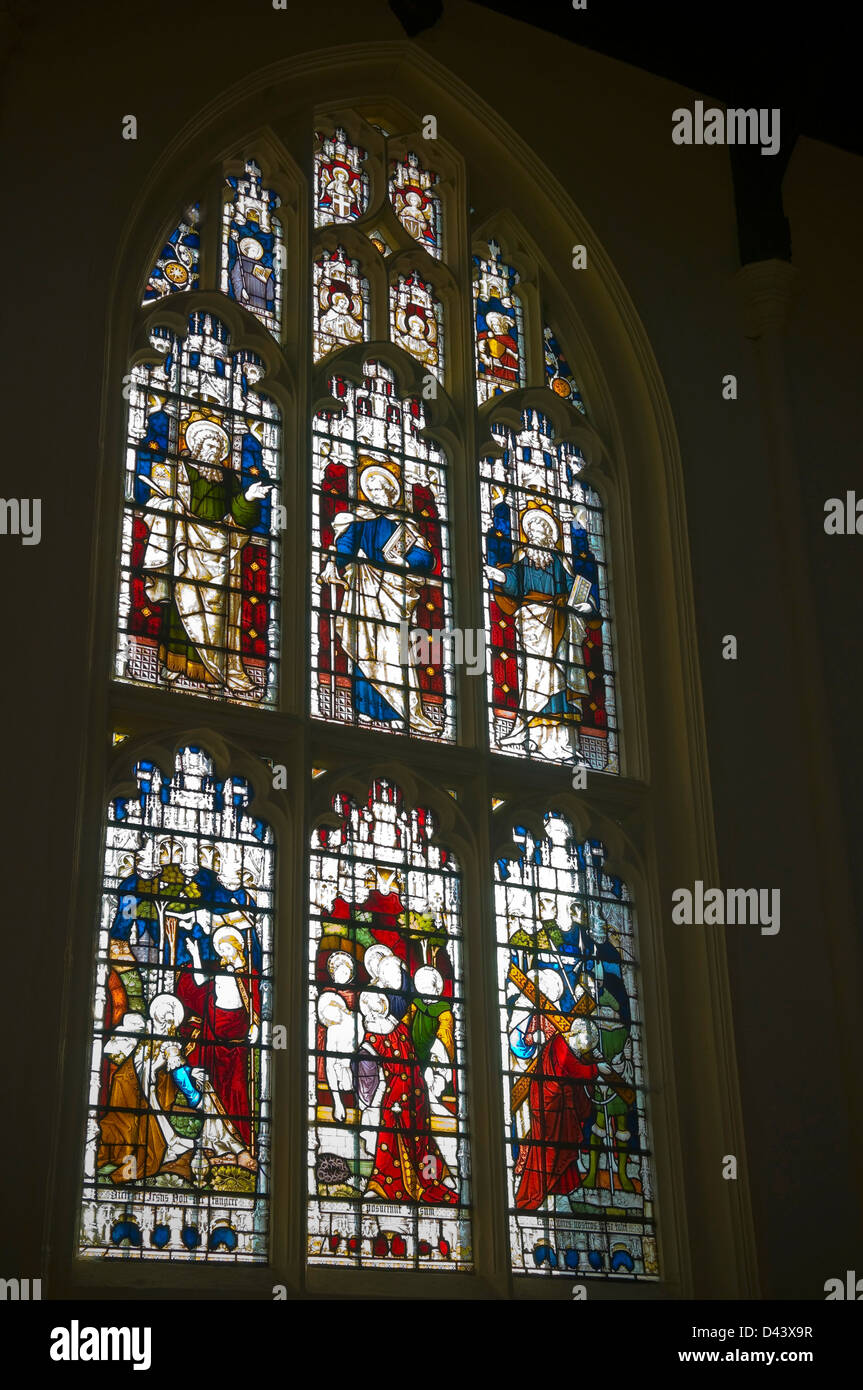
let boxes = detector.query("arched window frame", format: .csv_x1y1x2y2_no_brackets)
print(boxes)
48,42,757,1301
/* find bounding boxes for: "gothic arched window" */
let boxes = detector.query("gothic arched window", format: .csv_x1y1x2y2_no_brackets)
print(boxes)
66,75,720,1299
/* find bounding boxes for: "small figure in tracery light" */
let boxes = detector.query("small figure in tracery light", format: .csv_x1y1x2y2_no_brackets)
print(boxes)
230,229,276,321
474,243,524,402
315,129,369,226
477,309,519,385
314,250,367,361
391,271,443,378
389,152,441,258
222,161,282,337
318,282,363,346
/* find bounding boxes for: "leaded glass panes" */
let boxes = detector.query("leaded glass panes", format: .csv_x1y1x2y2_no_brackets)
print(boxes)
481,410,618,770
307,779,471,1269
314,129,369,226
311,360,456,741
221,160,282,338
313,248,370,361
474,241,526,403
389,153,442,259
97,115,651,1290
544,324,586,413
496,816,657,1278
390,270,444,380
115,311,281,707
79,746,275,1262
143,204,200,303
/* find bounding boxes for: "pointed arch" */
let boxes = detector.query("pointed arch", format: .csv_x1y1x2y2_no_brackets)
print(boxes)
48,40,756,1301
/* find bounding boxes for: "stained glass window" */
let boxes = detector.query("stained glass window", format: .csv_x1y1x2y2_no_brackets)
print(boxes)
481,409,618,770
143,205,200,303
544,324,586,413
115,311,281,707
313,248,370,361
474,241,526,403
390,270,444,380
221,160,282,338
80,746,275,1261
496,815,657,1278
308,778,471,1269
314,129,369,226
93,111,657,1294
311,360,455,740
389,153,442,259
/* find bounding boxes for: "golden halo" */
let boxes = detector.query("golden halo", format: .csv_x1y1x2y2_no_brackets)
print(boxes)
359,463,401,503
183,415,231,462
213,925,246,958
520,505,560,544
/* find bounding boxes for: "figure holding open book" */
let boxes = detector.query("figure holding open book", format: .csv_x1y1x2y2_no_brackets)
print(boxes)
486,505,596,761
318,460,441,734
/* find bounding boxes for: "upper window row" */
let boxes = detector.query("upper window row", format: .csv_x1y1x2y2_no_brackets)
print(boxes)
123,137,615,774
142,143,583,412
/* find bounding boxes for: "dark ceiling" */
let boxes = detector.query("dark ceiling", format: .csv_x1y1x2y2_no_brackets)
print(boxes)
393,0,860,159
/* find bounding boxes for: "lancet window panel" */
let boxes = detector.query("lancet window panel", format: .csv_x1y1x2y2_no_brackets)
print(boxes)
115,311,282,709
310,360,456,743
481,410,618,771
495,813,657,1279
474,242,526,404
79,745,275,1263
307,777,471,1270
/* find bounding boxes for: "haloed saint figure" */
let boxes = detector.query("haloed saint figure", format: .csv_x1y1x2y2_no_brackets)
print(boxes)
141,414,272,694
318,463,440,734
486,505,595,761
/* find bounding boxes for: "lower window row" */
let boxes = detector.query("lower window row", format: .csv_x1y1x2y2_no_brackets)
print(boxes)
79,744,658,1279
